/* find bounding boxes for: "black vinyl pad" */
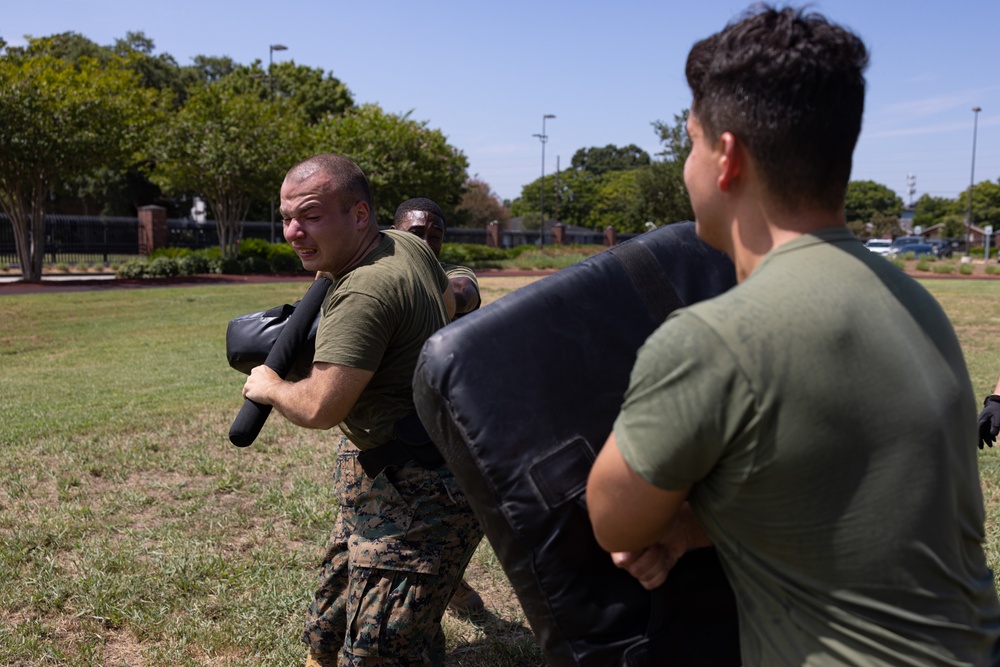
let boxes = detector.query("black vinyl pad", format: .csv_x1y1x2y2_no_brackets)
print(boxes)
413,222,742,666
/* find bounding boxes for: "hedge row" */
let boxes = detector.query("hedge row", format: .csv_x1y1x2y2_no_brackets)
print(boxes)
115,239,307,279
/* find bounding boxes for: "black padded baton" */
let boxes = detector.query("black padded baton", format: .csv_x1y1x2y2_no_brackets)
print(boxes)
229,277,332,447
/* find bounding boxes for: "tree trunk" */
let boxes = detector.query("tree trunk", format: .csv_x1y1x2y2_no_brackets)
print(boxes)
209,187,250,261
0,179,45,282
28,187,46,281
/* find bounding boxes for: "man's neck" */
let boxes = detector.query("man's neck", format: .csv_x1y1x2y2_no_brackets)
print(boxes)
728,205,846,282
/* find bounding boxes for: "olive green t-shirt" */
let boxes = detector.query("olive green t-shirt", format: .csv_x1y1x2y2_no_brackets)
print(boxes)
313,230,449,451
615,227,1000,665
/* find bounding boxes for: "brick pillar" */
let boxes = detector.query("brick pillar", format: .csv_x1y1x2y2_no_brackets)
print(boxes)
552,223,566,246
486,220,500,248
604,226,618,247
138,205,167,256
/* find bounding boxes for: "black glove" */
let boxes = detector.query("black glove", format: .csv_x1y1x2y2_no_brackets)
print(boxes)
978,395,1000,449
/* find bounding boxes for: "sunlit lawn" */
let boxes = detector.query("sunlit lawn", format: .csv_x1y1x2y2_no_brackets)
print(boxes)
0,273,999,665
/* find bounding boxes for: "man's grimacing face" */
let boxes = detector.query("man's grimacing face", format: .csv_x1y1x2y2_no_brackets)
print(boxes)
280,171,366,274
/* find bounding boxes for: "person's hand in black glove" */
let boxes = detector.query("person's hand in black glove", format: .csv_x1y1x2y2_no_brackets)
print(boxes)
978,395,1000,449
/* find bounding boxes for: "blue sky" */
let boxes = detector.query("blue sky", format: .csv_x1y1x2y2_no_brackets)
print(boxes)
5,0,999,206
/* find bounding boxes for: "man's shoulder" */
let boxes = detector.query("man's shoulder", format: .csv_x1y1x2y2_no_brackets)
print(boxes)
440,262,477,281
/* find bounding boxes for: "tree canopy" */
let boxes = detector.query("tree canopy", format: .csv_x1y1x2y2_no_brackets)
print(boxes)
571,144,651,176
844,180,904,238
311,104,469,225
512,115,693,232
455,178,510,227
0,42,158,279
147,85,308,259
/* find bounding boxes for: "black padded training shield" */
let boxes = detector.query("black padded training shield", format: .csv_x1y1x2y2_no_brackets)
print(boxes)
413,222,741,667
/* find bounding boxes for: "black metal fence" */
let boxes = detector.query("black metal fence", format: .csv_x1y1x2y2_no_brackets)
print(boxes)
0,215,281,267
0,214,625,268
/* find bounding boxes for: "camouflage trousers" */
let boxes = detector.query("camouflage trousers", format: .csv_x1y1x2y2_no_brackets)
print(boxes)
303,436,483,666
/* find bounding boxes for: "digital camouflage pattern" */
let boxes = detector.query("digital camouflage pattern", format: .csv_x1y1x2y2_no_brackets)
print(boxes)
304,436,483,666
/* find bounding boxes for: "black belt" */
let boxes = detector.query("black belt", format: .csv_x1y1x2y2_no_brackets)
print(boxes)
356,413,444,479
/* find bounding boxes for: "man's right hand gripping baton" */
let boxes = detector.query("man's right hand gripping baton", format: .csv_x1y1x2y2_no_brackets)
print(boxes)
228,277,332,447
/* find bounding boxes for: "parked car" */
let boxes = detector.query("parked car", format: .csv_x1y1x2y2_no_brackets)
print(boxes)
926,238,953,258
888,236,924,254
864,239,892,255
890,243,936,259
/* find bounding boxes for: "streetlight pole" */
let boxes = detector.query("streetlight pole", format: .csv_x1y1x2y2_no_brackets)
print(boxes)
268,44,288,243
268,44,287,98
533,114,555,247
966,106,981,256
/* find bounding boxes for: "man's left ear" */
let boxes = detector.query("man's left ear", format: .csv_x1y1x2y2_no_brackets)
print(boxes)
717,132,741,192
354,200,371,228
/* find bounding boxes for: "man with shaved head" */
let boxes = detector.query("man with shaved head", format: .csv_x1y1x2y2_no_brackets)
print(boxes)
243,154,482,666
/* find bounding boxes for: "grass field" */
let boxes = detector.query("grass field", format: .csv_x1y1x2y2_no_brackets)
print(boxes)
1,273,1000,665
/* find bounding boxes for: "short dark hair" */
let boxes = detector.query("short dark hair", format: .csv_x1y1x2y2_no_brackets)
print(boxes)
287,153,375,220
393,198,446,228
685,6,869,210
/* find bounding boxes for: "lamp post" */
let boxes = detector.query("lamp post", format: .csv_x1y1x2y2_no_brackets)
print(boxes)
267,44,288,242
268,44,287,97
532,114,555,246
966,106,981,256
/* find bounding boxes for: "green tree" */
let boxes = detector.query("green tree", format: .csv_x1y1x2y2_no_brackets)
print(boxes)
912,193,955,232
311,104,468,224
637,110,694,226
148,84,307,259
844,180,903,228
571,144,651,175
634,160,693,226
511,168,598,228
270,61,353,122
0,46,157,280
583,169,649,232
941,214,968,239
454,178,509,227
185,55,239,84
5,30,108,61
957,179,1000,230
652,110,691,162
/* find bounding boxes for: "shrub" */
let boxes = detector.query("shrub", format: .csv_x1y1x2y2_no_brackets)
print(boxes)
151,247,191,259
931,264,954,274
240,256,269,274
75,262,90,272
116,259,148,279
199,245,223,260
213,257,243,275
238,237,272,260
147,257,180,277
915,259,932,271
984,264,1000,276
440,243,517,266
54,262,70,273
178,254,212,275
960,263,975,275
268,244,302,273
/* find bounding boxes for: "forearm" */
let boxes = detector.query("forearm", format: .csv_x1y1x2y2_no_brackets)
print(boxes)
258,378,343,429
242,363,369,431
